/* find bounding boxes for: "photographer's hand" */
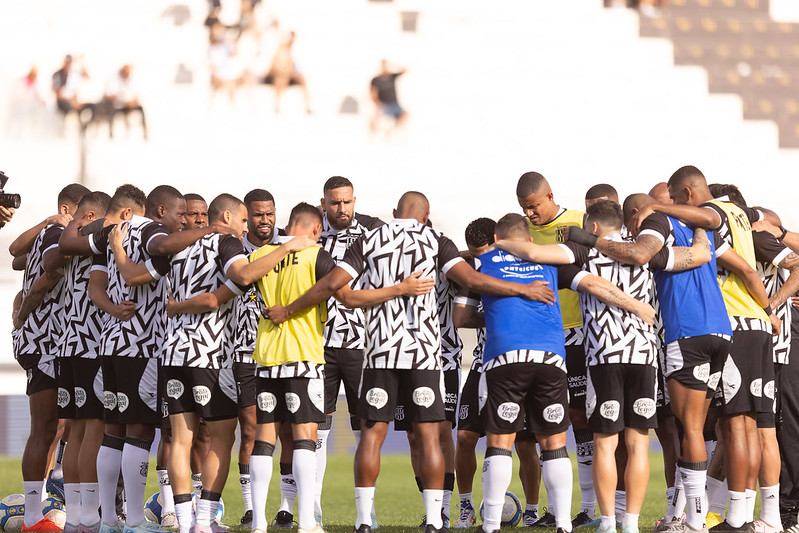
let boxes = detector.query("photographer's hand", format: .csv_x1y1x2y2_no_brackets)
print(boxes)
0,206,15,225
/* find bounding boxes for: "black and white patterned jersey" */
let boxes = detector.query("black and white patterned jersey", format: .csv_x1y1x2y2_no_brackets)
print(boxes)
13,224,66,357
59,251,105,359
753,230,793,364
232,232,282,363
559,236,667,367
436,233,464,371
163,234,248,368
339,218,465,370
454,294,485,373
319,212,384,349
93,215,171,359
255,361,325,380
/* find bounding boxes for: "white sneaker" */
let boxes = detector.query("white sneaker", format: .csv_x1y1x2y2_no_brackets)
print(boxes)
753,519,783,533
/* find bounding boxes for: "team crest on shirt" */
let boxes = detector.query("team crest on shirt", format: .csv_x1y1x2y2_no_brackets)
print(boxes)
57,388,70,408
543,403,565,424
167,379,185,399
693,363,710,383
104,390,117,410
366,388,388,409
459,405,469,420
764,380,775,400
75,387,86,408
257,392,277,413
117,392,130,412
750,378,763,398
497,402,520,422
599,400,620,422
632,398,656,419
193,386,212,406
413,387,435,408
285,392,301,413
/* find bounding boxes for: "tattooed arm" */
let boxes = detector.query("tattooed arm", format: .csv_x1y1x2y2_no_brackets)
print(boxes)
670,228,712,271
574,273,656,326
769,251,799,309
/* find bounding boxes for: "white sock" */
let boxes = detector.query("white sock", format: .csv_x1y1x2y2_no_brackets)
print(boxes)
623,513,639,533
293,443,317,530
460,492,473,509
191,473,202,500
80,482,101,526
53,439,67,479
727,491,746,528
355,487,376,528
706,476,725,516
23,480,45,526
705,439,717,464
250,441,275,532
615,490,626,524
665,487,675,515
760,484,780,527
424,489,444,529
575,430,596,518
482,450,513,532
121,440,150,527
195,496,215,527
442,472,455,520
680,464,706,531
174,499,193,533
315,429,330,520
600,516,616,530
157,467,175,515
745,489,757,523
97,439,123,525
64,482,81,527
542,450,573,532
239,464,252,513
526,503,539,518
279,463,297,514
667,470,687,522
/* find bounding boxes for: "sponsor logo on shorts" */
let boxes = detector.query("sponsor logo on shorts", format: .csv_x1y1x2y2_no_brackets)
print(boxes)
74,387,86,408
395,405,405,421
413,387,435,408
103,390,117,410
193,385,212,406
285,392,301,413
257,392,276,413
366,387,388,409
57,387,70,408
117,392,129,413
599,400,620,422
632,398,656,419
708,371,721,391
693,363,710,383
459,405,469,420
750,378,762,398
497,402,520,422
764,380,775,400
166,379,184,399
543,403,565,424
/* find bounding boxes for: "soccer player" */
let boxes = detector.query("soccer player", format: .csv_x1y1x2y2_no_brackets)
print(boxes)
184,193,208,229
516,172,595,527
584,184,619,209
12,183,90,532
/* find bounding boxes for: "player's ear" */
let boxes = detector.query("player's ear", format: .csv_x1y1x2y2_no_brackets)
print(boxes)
392,208,397,218
59,203,69,215
319,197,325,209
591,221,601,235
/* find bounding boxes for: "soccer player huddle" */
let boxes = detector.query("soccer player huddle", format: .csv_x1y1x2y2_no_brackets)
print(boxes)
8,168,799,533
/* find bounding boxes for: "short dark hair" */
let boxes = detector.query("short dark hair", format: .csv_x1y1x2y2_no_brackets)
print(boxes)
586,200,623,230
183,193,206,204
464,217,496,248
208,193,244,222
708,183,747,207
288,202,323,227
585,183,618,202
58,183,91,207
323,176,353,192
146,185,183,216
78,191,112,215
494,213,530,239
516,172,548,198
243,189,275,205
108,184,147,213
668,165,705,190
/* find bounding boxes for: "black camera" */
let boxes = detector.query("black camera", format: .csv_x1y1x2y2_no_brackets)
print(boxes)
0,171,21,209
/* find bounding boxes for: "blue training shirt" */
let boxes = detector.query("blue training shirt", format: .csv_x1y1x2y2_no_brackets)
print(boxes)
478,249,566,362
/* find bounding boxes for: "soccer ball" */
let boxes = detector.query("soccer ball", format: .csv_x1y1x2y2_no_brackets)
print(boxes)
192,495,224,522
41,497,66,529
0,494,25,532
479,491,523,527
144,492,163,524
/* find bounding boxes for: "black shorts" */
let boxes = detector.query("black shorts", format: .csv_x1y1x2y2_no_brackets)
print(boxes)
718,329,772,416
360,368,445,425
586,364,659,433
566,344,587,409
395,368,458,431
57,358,76,419
655,344,672,415
17,354,57,396
233,361,257,409
323,347,363,416
457,367,485,435
255,376,326,425
482,360,570,436
73,358,104,420
664,334,730,397
162,366,238,421
102,357,160,425
761,345,777,419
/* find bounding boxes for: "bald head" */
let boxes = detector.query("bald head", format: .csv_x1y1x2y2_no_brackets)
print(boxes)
395,191,430,223
516,172,551,198
648,182,671,204
622,193,655,227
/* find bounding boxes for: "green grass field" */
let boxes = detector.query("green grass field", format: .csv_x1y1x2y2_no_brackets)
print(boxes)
0,453,670,532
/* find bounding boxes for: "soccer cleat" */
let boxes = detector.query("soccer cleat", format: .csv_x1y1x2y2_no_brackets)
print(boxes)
298,525,327,533
454,502,476,529
371,510,380,530
653,521,688,533
22,518,64,532
46,470,66,502
189,523,229,533
531,509,557,528
418,512,449,529
573,511,595,528
123,521,170,533
354,525,372,533
160,513,178,528
314,511,324,528
522,509,540,527
272,511,295,529
98,522,123,533
710,521,755,533
424,524,452,533
784,526,799,533
752,520,783,533
238,510,252,528
557,528,571,533
78,521,101,533
707,513,724,529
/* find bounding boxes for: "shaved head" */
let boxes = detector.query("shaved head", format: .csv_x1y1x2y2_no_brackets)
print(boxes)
395,191,430,223
622,193,655,226
516,172,551,198
667,165,712,206
668,165,707,190
648,182,672,204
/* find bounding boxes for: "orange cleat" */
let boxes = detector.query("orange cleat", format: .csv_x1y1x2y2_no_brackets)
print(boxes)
22,518,63,532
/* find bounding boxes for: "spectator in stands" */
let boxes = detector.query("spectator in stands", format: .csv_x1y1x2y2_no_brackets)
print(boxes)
262,31,311,114
102,65,147,140
370,59,408,133
5,67,47,138
208,22,250,103
52,55,95,129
